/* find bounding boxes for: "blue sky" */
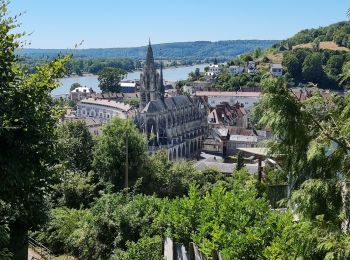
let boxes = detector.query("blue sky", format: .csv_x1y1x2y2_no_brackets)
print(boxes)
8,0,350,49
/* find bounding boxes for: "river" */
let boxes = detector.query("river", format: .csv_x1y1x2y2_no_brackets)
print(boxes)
53,63,209,95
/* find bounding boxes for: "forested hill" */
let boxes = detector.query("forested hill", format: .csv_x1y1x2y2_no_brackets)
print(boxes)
18,40,278,61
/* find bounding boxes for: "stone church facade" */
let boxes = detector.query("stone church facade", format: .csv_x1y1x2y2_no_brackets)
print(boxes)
136,41,208,160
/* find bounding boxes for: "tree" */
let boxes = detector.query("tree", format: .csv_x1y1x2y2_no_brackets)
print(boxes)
0,2,69,258
98,67,126,93
93,118,146,190
70,82,82,92
326,55,344,77
56,120,94,172
302,52,324,83
235,151,245,171
282,52,302,80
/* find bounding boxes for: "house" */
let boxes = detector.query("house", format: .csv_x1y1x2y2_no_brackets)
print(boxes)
195,91,261,111
228,65,244,75
62,117,103,136
76,98,133,123
227,134,259,154
208,102,248,128
202,127,229,156
247,61,256,75
70,86,92,102
120,81,137,93
270,64,283,77
205,64,221,76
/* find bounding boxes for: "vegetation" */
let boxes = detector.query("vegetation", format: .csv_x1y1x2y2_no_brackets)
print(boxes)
18,40,278,61
3,2,350,259
97,67,126,93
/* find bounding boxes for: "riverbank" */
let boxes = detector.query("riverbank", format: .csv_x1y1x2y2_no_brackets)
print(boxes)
53,63,209,95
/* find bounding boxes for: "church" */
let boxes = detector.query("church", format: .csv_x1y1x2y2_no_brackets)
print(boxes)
136,41,208,160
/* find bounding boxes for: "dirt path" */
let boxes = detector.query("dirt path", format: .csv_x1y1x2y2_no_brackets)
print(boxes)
28,247,42,260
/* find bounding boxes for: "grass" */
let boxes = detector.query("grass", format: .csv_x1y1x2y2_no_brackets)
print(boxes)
292,41,350,52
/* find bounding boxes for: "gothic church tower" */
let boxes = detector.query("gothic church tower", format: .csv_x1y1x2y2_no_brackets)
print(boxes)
139,40,164,109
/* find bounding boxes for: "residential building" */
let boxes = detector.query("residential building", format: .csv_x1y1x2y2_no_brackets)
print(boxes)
76,98,133,123
208,102,248,128
120,80,137,93
70,86,92,102
195,91,261,110
270,64,283,77
227,134,258,154
228,65,244,75
247,61,256,75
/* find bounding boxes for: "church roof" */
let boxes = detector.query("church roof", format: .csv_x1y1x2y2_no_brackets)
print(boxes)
141,95,194,113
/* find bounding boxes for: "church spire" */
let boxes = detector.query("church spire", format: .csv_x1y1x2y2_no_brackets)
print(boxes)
160,61,165,101
146,39,154,68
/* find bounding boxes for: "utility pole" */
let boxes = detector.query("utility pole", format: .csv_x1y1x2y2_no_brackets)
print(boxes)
125,132,129,189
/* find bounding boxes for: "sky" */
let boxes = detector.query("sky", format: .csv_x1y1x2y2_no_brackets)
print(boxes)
8,0,350,49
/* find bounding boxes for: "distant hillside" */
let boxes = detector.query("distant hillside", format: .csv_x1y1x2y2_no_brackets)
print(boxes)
278,21,350,49
18,40,278,61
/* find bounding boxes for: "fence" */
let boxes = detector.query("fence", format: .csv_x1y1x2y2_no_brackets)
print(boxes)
28,237,51,260
163,237,221,260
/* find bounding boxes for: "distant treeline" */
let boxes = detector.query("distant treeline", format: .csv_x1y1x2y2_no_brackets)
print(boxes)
17,40,278,61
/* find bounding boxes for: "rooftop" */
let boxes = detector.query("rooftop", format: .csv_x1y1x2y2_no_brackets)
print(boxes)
194,161,259,175
230,135,258,142
196,91,261,97
79,98,132,112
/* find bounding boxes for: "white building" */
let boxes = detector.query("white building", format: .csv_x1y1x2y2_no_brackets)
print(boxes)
120,81,137,93
76,98,132,123
205,64,221,76
228,65,244,75
227,134,258,154
247,61,256,75
270,64,283,77
195,91,261,111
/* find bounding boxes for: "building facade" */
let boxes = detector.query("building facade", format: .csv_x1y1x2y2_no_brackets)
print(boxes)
136,41,208,160
195,91,261,111
77,98,133,123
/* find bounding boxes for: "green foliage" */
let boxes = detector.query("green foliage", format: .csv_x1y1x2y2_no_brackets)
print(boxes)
18,40,278,61
0,1,70,257
111,236,163,260
98,67,126,93
302,52,325,83
56,120,94,172
50,170,107,209
280,21,350,49
35,193,163,259
158,169,280,259
93,118,146,190
141,150,226,198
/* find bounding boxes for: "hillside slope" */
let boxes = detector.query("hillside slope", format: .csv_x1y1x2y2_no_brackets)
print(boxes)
18,40,278,61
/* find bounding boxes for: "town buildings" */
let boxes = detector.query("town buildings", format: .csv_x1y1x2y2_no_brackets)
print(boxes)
76,98,133,123
195,91,261,111
270,64,283,77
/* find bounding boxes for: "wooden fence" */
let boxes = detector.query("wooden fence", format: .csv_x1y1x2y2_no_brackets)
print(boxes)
163,237,221,260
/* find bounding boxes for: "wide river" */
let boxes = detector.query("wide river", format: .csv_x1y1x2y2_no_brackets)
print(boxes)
53,63,208,95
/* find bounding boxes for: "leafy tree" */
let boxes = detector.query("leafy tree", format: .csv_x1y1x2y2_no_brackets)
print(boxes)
93,118,146,190
302,52,325,83
98,67,126,93
56,120,94,172
111,236,163,260
282,52,302,80
0,2,69,258
326,54,344,77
